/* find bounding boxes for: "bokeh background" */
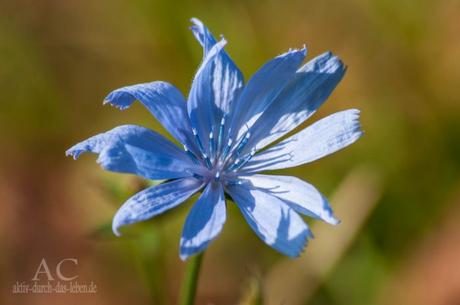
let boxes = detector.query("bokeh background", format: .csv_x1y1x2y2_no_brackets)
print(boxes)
1,0,460,304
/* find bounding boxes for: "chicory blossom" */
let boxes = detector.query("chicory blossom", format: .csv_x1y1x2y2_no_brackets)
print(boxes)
66,18,362,260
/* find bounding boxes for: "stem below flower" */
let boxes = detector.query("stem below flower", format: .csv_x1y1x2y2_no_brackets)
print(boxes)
179,252,204,305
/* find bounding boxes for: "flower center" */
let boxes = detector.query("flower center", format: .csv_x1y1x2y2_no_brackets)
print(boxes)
185,115,257,184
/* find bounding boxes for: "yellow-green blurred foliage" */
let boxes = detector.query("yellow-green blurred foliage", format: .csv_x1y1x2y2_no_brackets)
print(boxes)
1,0,459,304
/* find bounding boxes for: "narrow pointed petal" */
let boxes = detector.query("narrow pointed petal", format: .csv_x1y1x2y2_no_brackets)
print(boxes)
112,178,203,236
190,18,244,114
226,184,312,257
243,109,362,172
244,52,346,152
228,48,307,140
66,125,202,180
180,182,226,260
103,81,196,150
187,38,229,150
190,18,218,55
242,174,339,225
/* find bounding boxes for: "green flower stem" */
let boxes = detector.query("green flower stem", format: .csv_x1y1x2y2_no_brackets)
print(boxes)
179,252,205,305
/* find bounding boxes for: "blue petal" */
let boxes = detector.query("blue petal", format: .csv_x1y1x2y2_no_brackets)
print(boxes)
112,177,203,236
190,18,244,114
180,181,226,260
243,52,346,152
226,184,312,257
244,109,362,172
103,81,196,151
228,48,307,141
241,174,339,225
187,38,229,150
66,125,203,180
190,18,218,55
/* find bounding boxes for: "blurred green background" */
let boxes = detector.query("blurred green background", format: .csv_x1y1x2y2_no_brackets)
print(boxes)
1,0,460,304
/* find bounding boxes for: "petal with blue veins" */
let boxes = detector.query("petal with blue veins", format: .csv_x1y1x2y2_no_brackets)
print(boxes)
244,52,346,152
103,81,196,151
66,125,202,180
112,177,203,236
226,184,312,257
244,109,363,172
180,181,226,260
190,18,244,114
187,38,229,150
241,174,339,225
190,18,219,56
229,48,307,141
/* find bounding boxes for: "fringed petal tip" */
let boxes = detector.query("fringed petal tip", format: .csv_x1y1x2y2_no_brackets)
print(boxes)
289,228,314,258
65,148,80,160
349,108,364,137
65,132,106,161
65,144,89,160
103,99,130,110
303,51,347,75
102,93,133,110
349,108,361,117
277,46,307,59
276,220,314,258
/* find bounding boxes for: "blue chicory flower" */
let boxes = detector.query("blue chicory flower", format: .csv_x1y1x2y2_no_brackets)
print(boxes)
66,18,362,260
